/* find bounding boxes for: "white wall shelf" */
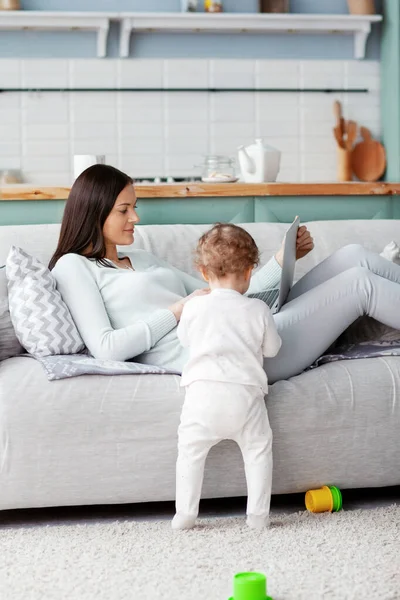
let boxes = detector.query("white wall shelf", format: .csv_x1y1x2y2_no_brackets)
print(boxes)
0,12,382,60
119,13,382,60
0,11,115,58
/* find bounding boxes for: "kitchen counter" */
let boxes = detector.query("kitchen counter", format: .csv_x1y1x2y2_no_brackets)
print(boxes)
1,182,400,200
2,182,400,226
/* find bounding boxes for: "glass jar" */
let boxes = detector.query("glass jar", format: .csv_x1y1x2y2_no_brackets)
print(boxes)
196,155,237,183
204,0,223,13
0,170,21,184
181,0,198,11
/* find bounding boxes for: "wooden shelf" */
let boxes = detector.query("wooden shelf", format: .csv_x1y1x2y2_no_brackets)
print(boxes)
0,12,382,59
2,182,400,201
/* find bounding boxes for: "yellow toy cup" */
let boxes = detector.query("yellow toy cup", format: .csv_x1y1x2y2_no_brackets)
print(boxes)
305,485,342,513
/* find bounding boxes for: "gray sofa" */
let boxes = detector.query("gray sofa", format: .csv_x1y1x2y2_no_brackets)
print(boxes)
1,220,400,512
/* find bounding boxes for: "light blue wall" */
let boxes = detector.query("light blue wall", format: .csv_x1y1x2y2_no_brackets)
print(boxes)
0,0,382,59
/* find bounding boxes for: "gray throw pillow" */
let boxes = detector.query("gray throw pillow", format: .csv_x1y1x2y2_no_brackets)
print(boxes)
0,266,24,361
6,247,85,357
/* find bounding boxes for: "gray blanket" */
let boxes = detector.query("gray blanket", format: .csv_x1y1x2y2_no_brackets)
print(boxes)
308,339,400,369
22,353,179,381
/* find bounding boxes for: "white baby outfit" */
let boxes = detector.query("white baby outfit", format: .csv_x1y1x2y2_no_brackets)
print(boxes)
173,288,282,530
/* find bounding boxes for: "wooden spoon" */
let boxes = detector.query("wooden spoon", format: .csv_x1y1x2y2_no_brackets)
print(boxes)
351,126,386,181
333,100,345,143
345,120,357,151
333,125,345,149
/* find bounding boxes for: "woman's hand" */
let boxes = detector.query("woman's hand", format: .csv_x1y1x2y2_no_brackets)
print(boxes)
168,288,211,322
275,225,314,266
295,225,314,260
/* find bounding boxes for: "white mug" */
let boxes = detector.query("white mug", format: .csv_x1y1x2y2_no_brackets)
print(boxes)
73,155,106,180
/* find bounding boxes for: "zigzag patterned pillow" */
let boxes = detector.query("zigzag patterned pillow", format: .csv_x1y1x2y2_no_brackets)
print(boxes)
6,246,85,357
0,266,24,361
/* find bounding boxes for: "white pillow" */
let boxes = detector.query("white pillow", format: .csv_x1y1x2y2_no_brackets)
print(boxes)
6,246,85,357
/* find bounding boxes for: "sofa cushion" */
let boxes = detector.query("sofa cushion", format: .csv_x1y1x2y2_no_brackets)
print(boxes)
2,220,400,278
0,267,24,361
1,353,400,510
6,247,85,357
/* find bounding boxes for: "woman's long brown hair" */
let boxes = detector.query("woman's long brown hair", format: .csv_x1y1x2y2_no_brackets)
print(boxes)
49,164,133,271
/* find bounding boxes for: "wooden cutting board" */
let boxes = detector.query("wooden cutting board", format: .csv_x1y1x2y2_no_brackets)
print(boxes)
351,126,386,181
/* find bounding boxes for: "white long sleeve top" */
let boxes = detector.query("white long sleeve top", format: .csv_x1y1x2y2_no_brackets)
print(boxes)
52,249,282,372
177,288,282,392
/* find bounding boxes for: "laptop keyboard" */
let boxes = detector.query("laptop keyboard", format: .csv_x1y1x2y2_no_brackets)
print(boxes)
247,288,280,309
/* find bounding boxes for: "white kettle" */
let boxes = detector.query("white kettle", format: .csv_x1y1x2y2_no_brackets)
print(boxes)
238,138,281,183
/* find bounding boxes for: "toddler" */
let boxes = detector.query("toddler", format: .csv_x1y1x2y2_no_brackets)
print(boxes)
172,223,282,530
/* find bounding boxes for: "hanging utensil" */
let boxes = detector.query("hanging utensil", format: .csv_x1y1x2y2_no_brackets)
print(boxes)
333,100,345,144
345,120,358,151
333,125,345,149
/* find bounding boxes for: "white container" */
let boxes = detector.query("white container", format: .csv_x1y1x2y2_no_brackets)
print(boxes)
73,155,105,180
238,138,281,183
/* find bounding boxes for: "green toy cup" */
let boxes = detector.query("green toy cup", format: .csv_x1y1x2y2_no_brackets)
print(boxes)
329,485,343,512
228,572,273,600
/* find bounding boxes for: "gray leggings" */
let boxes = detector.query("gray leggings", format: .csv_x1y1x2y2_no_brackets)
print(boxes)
265,243,400,384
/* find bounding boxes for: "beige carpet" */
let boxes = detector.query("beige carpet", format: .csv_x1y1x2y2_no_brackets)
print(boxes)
1,505,400,600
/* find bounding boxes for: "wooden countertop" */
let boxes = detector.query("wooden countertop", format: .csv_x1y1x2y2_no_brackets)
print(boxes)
2,182,400,201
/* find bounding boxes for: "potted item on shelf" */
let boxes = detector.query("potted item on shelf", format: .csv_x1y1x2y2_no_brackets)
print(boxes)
259,0,289,12
181,0,198,11
204,0,223,13
347,0,375,15
0,0,21,9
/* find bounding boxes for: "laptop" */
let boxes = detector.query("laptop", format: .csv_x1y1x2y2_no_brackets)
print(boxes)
248,215,300,314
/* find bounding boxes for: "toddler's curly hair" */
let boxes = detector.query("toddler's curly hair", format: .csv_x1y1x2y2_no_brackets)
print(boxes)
194,223,260,278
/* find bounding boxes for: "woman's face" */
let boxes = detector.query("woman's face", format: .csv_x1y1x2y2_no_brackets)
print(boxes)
103,184,140,247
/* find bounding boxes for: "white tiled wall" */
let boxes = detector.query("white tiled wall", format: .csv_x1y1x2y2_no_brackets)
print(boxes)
0,58,380,185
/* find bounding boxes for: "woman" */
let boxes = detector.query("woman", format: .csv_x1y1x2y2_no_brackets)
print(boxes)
50,164,400,384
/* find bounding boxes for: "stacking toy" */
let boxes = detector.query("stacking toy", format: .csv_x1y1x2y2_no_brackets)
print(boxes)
305,485,342,513
228,572,273,600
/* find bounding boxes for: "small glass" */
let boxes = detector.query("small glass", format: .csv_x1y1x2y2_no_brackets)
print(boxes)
196,155,237,183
